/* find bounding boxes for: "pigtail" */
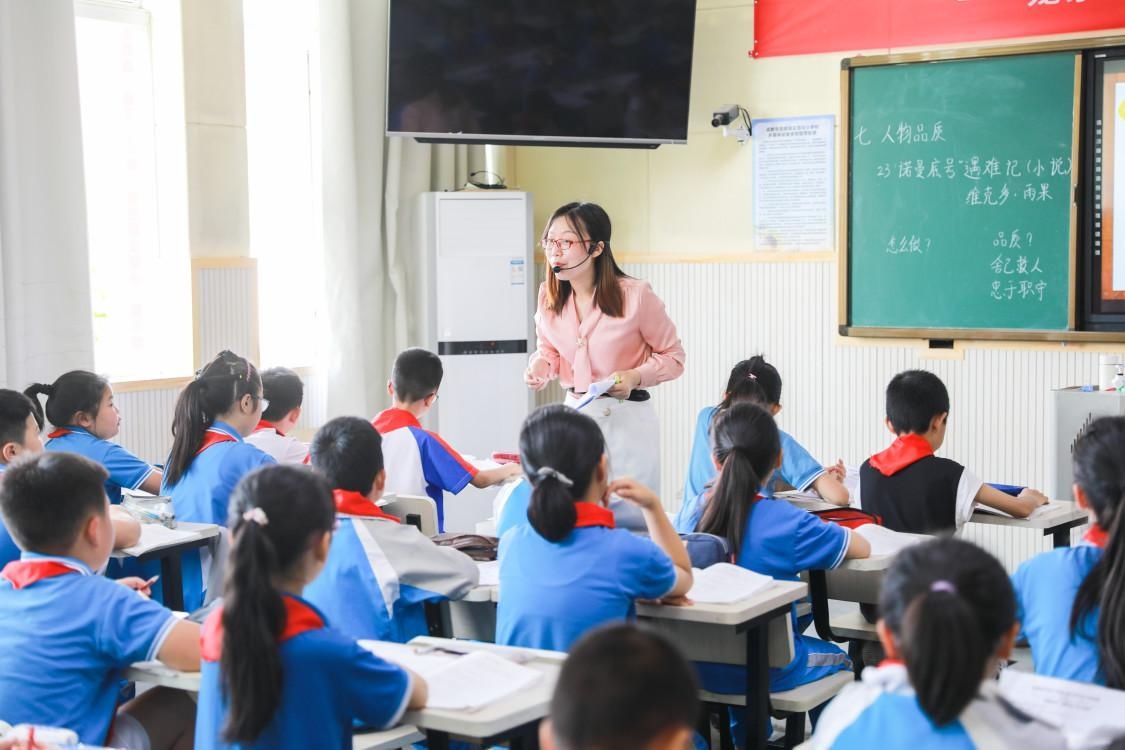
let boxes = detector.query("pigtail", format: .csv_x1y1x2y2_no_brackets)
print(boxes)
21,384,50,429
698,448,761,553
527,470,580,542
164,379,212,487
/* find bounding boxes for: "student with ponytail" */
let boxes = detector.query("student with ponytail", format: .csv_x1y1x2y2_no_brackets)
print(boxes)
195,465,425,750
496,405,692,652
813,538,1065,749
683,357,849,506
1013,415,1125,687
677,402,867,747
26,371,162,500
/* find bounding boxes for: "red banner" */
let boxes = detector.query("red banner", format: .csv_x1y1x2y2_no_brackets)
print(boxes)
752,0,1125,58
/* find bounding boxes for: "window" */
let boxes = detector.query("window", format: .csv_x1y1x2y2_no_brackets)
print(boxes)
74,0,192,380
243,0,325,368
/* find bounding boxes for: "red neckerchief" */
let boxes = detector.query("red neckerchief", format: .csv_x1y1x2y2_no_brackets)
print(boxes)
373,408,421,434
195,426,238,456
46,428,72,439
878,658,904,667
333,489,400,523
201,595,326,663
1084,524,1108,548
255,419,285,437
574,502,615,529
1,559,83,589
869,434,935,476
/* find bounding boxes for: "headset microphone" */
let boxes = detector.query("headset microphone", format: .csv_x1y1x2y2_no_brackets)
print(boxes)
551,245,596,275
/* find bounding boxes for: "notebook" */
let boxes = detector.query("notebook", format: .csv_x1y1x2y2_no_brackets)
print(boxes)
853,524,927,557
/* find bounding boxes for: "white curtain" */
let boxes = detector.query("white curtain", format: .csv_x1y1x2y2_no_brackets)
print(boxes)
0,0,95,387
318,0,475,418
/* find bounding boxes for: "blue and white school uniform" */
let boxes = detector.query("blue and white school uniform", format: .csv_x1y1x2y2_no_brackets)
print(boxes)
683,494,852,746
196,594,413,750
683,406,827,503
45,426,155,504
1011,526,1105,684
0,463,18,568
162,421,275,609
304,489,479,643
496,502,677,652
811,663,1066,749
373,408,477,533
0,554,179,746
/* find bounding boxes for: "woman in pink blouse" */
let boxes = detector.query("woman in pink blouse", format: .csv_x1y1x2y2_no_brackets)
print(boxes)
524,202,685,497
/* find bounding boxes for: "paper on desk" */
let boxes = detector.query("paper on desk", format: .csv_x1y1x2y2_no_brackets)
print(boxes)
853,524,927,557
999,669,1125,749
476,560,500,587
122,524,200,556
569,377,616,411
974,501,1057,520
360,642,542,711
687,563,773,604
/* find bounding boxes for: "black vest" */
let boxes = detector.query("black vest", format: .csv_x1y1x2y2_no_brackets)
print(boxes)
859,455,965,535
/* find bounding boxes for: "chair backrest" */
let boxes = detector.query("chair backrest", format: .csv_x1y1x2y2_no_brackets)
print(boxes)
382,494,439,537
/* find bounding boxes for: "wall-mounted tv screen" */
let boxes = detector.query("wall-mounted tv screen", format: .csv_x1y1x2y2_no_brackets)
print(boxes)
386,0,698,148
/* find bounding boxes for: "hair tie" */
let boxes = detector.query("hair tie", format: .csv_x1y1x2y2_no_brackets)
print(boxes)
242,507,269,526
747,373,757,381
930,580,956,594
535,466,574,488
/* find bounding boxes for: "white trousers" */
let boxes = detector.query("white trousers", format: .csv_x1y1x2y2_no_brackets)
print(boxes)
565,391,661,494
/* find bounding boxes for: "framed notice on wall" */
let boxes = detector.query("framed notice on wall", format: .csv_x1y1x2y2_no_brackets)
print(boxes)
751,115,835,252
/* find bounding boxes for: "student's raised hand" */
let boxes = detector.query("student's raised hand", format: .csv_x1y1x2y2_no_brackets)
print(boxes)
826,459,846,483
607,477,661,511
524,360,550,391
1019,488,1049,509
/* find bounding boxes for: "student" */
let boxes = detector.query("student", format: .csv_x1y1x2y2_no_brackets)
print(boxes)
25,371,162,501
0,389,140,567
245,367,309,464
496,405,692,652
683,356,848,505
677,402,868,747
858,370,1047,534
1012,415,1125,687
812,538,1066,749
162,351,275,609
540,624,700,750
373,347,520,531
303,416,479,642
0,452,200,750
195,465,426,750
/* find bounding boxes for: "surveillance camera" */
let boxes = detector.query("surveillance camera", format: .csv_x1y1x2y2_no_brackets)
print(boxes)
711,104,740,128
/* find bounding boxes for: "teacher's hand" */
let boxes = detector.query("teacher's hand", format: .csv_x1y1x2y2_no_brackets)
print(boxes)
524,359,550,391
607,369,641,399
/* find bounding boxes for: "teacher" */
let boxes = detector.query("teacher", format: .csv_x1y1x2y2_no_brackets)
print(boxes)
524,201,685,496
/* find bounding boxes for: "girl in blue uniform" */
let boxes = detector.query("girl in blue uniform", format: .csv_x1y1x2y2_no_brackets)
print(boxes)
195,465,426,750
679,402,869,747
496,405,692,652
25,371,162,501
162,351,275,608
682,357,849,505
813,538,1066,749
1012,415,1125,687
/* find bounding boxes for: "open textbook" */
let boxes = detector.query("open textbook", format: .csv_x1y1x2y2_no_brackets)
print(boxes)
853,524,928,557
360,641,541,712
999,669,1125,749
687,563,774,604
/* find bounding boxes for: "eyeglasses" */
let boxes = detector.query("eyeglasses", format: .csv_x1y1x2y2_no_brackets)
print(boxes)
540,237,590,253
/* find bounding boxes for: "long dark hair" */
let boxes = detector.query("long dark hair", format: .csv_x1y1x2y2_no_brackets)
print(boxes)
697,402,780,553
542,202,629,318
1069,416,1125,688
23,371,109,428
881,538,1015,726
717,356,782,412
165,351,261,486
220,465,335,742
519,405,606,542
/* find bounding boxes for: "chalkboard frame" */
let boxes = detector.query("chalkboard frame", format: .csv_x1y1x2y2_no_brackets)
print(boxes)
838,39,1122,342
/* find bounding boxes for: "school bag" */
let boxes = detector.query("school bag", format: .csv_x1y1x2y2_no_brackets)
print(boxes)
810,507,883,529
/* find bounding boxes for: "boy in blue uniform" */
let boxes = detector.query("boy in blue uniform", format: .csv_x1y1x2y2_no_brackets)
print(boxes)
859,369,1046,534
373,348,520,532
26,371,162,501
497,405,692,652
812,538,1065,750
540,625,700,750
304,416,479,642
683,357,849,506
0,452,200,749
1012,415,1125,687
195,465,426,750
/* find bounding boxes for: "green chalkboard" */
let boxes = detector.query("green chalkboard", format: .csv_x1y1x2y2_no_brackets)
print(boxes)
847,52,1078,333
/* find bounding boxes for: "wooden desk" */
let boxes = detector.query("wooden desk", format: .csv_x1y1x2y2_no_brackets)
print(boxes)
636,580,807,750
112,522,221,610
